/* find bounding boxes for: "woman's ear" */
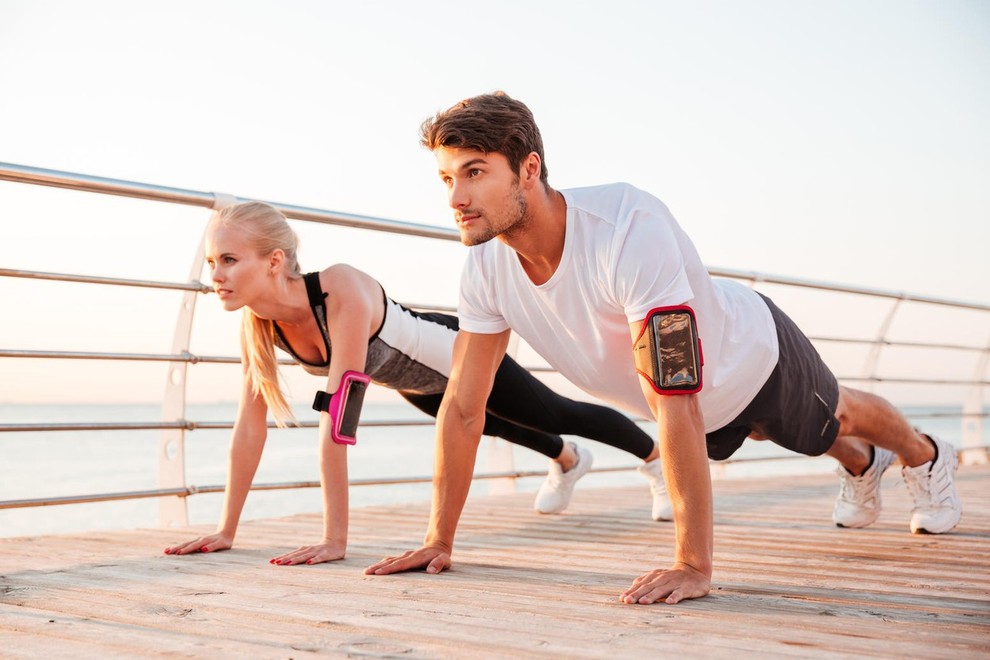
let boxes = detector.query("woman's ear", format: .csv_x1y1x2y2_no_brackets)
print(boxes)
268,248,285,275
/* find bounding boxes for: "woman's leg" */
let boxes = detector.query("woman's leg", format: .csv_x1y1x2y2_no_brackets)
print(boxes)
398,390,566,459
483,355,656,460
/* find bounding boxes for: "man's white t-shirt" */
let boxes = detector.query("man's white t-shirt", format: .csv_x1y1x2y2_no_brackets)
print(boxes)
458,183,779,432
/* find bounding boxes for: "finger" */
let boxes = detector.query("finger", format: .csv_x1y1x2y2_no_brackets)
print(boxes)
365,551,414,575
199,539,230,554
621,578,672,605
166,539,206,555
271,547,313,565
369,553,425,575
425,555,448,575
369,557,412,575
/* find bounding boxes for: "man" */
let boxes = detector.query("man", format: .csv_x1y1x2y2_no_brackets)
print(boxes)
365,92,962,604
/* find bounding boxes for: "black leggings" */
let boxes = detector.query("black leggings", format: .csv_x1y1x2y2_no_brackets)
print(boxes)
399,354,655,460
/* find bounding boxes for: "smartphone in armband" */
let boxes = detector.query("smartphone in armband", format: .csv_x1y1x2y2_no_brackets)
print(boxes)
312,370,371,445
632,305,704,395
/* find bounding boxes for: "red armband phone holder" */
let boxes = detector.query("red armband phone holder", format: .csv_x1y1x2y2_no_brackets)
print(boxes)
632,305,704,395
312,370,371,444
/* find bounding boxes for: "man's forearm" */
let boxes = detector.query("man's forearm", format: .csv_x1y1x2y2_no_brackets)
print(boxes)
658,396,713,575
424,403,485,550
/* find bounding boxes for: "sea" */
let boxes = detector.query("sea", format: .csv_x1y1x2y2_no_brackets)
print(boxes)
0,401,983,540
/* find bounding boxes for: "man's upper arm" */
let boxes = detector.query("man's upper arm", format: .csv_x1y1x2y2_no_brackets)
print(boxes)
629,319,663,417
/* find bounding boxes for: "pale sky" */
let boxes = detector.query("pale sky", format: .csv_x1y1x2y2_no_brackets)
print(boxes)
1,0,988,405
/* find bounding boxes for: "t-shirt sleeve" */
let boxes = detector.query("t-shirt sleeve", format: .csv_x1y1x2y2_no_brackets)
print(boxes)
612,209,695,324
458,247,511,335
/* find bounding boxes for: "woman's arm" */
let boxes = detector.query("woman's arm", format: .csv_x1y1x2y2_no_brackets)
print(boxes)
271,265,382,566
165,335,269,555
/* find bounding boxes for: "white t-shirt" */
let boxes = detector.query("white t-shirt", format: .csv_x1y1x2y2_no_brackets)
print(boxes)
458,183,779,432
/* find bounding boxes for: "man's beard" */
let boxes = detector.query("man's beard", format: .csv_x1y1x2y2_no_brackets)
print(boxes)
461,183,528,247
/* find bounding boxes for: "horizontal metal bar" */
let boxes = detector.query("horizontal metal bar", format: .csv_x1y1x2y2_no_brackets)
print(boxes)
808,335,990,353
0,348,249,365
0,349,233,364
0,162,217,206
0,162,458,242
0,269,460,318
5,444,984,511
0,419,437,433
527,364,989,387
0,268,211,293
4,162,988,311
710,266,990,312
834,376,990,386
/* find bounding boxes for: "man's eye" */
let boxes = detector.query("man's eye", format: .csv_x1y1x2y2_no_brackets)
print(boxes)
468,169,481,177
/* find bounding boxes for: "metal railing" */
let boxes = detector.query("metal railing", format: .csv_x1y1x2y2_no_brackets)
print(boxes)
2,162,988,524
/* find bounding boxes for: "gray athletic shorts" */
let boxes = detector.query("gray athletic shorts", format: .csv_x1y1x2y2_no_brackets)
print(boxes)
705,294,840,461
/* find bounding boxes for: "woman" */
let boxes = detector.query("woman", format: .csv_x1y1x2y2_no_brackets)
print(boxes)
164,201,667,566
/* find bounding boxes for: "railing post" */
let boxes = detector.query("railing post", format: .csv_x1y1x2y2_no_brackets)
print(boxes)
862,298,903,392
961,337,990,466
157,218,210,527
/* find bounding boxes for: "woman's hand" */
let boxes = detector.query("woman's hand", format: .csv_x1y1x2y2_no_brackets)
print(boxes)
164,532,234,556
270,540,346,566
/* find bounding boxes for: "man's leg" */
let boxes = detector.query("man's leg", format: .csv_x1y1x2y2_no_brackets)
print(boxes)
829,386,961,533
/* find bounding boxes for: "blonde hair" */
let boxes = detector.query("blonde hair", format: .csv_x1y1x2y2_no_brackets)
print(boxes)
210,201,301,427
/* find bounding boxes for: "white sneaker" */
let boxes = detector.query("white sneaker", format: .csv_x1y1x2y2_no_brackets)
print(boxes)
534,442,593,514
832,446,896,528
902,435,962,534
636,458,673,521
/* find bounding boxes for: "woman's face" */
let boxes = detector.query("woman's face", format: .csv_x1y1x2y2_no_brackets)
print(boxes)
204,222,271,312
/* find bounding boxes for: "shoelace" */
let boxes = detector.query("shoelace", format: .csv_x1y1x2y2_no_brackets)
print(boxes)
903,468,934,506
836,468,873,502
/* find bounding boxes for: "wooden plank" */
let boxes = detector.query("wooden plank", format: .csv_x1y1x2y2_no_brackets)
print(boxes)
1,466,988,658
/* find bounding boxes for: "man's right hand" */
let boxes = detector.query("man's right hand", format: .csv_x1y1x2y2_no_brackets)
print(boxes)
364,546,451,576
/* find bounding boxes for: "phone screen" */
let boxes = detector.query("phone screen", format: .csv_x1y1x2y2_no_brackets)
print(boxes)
338,378,368,438
653,311,699,389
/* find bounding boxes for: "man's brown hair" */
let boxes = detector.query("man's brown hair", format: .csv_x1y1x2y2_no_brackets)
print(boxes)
420,91,549,184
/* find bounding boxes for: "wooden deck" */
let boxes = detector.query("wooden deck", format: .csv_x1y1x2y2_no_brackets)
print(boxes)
2,465,988,658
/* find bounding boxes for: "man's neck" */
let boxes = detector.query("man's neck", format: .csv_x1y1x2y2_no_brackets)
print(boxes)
501,187,567,286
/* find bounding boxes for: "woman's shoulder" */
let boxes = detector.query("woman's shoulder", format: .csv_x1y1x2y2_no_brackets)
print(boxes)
316,263,376,287
315,264,383,309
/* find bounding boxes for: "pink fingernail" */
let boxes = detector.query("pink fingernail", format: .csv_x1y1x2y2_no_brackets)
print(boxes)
201,547,210,553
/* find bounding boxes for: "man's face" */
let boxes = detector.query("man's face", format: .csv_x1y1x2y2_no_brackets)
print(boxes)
435,147,528,246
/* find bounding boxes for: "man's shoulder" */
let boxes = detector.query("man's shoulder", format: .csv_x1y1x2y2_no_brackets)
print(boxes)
562,183,676,243
563,182,669,218
563,181,647,203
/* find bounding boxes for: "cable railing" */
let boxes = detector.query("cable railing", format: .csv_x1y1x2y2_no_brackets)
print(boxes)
2,162,988,525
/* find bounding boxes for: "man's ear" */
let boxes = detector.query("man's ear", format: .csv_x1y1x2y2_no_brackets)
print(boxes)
519,152,542,188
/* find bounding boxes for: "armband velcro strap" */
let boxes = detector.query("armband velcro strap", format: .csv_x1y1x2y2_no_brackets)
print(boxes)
312,390,332,412
632,305,704,395
312,370,371,445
